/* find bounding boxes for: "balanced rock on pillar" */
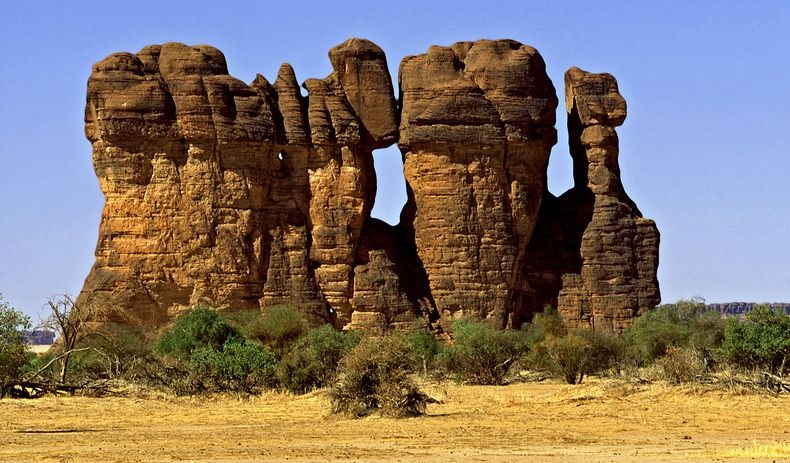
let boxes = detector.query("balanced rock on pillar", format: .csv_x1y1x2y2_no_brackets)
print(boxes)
555,67,661,331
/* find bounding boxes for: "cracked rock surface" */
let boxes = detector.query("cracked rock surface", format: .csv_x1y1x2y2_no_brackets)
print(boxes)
78,39,659,331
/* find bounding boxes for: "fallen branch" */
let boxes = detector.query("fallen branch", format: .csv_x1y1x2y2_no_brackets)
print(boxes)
8,379,114,399
762,371,790,394
24,347,94,383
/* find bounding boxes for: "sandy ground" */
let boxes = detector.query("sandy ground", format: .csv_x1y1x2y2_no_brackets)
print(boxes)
1,379,789,462
27,345,53,355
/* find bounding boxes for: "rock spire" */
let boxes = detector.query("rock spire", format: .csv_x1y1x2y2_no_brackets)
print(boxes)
78,39,659,332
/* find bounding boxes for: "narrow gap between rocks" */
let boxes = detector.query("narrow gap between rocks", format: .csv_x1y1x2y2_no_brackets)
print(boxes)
546,126,575,196
370,145,407,226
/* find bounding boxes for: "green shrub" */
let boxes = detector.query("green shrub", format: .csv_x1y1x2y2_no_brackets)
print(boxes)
524,306,567,371
548,331,589,384
61,323,154,382
247,306,307,353
152,305,287,394
720,305,790,375
522,307,568,371
65,347,114,380
524,307,566,345
547,328,625,384
439,320,528,385
277,325,361,394
21,352,57,380
330,336,429,417
221,309,264,333
188,339,278,393
156,305,240,359
101,323,152,359
587,328,627,374
0,295,31,397
402,327,441,375
624,298,724,365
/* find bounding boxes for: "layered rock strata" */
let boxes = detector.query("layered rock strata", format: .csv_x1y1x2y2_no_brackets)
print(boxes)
78,39,659,332
553,68,661,330
398,40,558,324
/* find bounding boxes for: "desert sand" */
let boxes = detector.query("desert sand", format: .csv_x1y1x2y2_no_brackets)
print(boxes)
1,379,788,462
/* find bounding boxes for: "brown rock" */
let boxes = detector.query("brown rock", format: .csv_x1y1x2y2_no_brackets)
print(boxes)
329,38,398,148
555,67,660,331
78,39,659,333
399,39,558,326
80,39,416,330
272,64,309,145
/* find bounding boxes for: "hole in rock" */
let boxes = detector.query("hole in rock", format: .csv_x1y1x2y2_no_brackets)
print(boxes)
546,129,575,196
277,151,285,161
371,146,408,226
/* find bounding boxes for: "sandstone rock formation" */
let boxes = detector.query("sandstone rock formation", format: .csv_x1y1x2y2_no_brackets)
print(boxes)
78,38,659,332
554,68,660,330
398,40,558,326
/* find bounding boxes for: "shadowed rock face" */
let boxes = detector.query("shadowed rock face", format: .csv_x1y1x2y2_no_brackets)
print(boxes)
555,67,661,330
398,40,558,328
79,39,659,332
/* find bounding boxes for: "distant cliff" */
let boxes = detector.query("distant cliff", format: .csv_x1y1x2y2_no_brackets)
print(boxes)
707,302,790,317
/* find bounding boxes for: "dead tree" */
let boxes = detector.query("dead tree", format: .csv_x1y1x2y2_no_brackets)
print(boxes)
40,293,122,384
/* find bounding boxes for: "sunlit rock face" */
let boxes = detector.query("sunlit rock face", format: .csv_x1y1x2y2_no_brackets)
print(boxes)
553,67,661,331
78,39,659,332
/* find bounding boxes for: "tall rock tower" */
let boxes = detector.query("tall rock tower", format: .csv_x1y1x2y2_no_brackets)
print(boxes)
78,39,659,332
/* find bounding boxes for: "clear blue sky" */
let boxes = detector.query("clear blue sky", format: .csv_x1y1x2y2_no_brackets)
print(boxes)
2,1,789,319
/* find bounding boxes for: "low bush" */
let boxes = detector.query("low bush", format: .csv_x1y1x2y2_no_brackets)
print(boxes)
0,296,31,397
523,307,567,371
720,305,790,375
524,307,566,344
152,305,282,394
189,339,278,394
63,347,114,381
439,320,528,385
21,352,57,380
547,328,625,384
656,346,706,384
277,325,361,394
586,328,627,374
330,336,429,417
548,331,589,384
58,323,154,382
624,298,724,365
402,327,442,375
156,305,240,359
247,306,307,354
688,310,727,365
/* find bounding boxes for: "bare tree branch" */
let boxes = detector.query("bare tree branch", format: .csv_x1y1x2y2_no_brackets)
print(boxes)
40,293,125,383
24,347,93,382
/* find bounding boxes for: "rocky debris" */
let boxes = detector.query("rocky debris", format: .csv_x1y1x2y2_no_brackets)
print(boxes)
78,39,660,332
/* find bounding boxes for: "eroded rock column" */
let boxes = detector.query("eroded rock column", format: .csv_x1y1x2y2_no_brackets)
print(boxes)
399,40,557,326
78,38,661,332
557,67,660,330
304,39,399,327
83,43,298,323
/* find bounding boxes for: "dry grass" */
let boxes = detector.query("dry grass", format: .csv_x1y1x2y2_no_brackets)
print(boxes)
1,378,789,462
711,441,790,459
27,345,52,355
